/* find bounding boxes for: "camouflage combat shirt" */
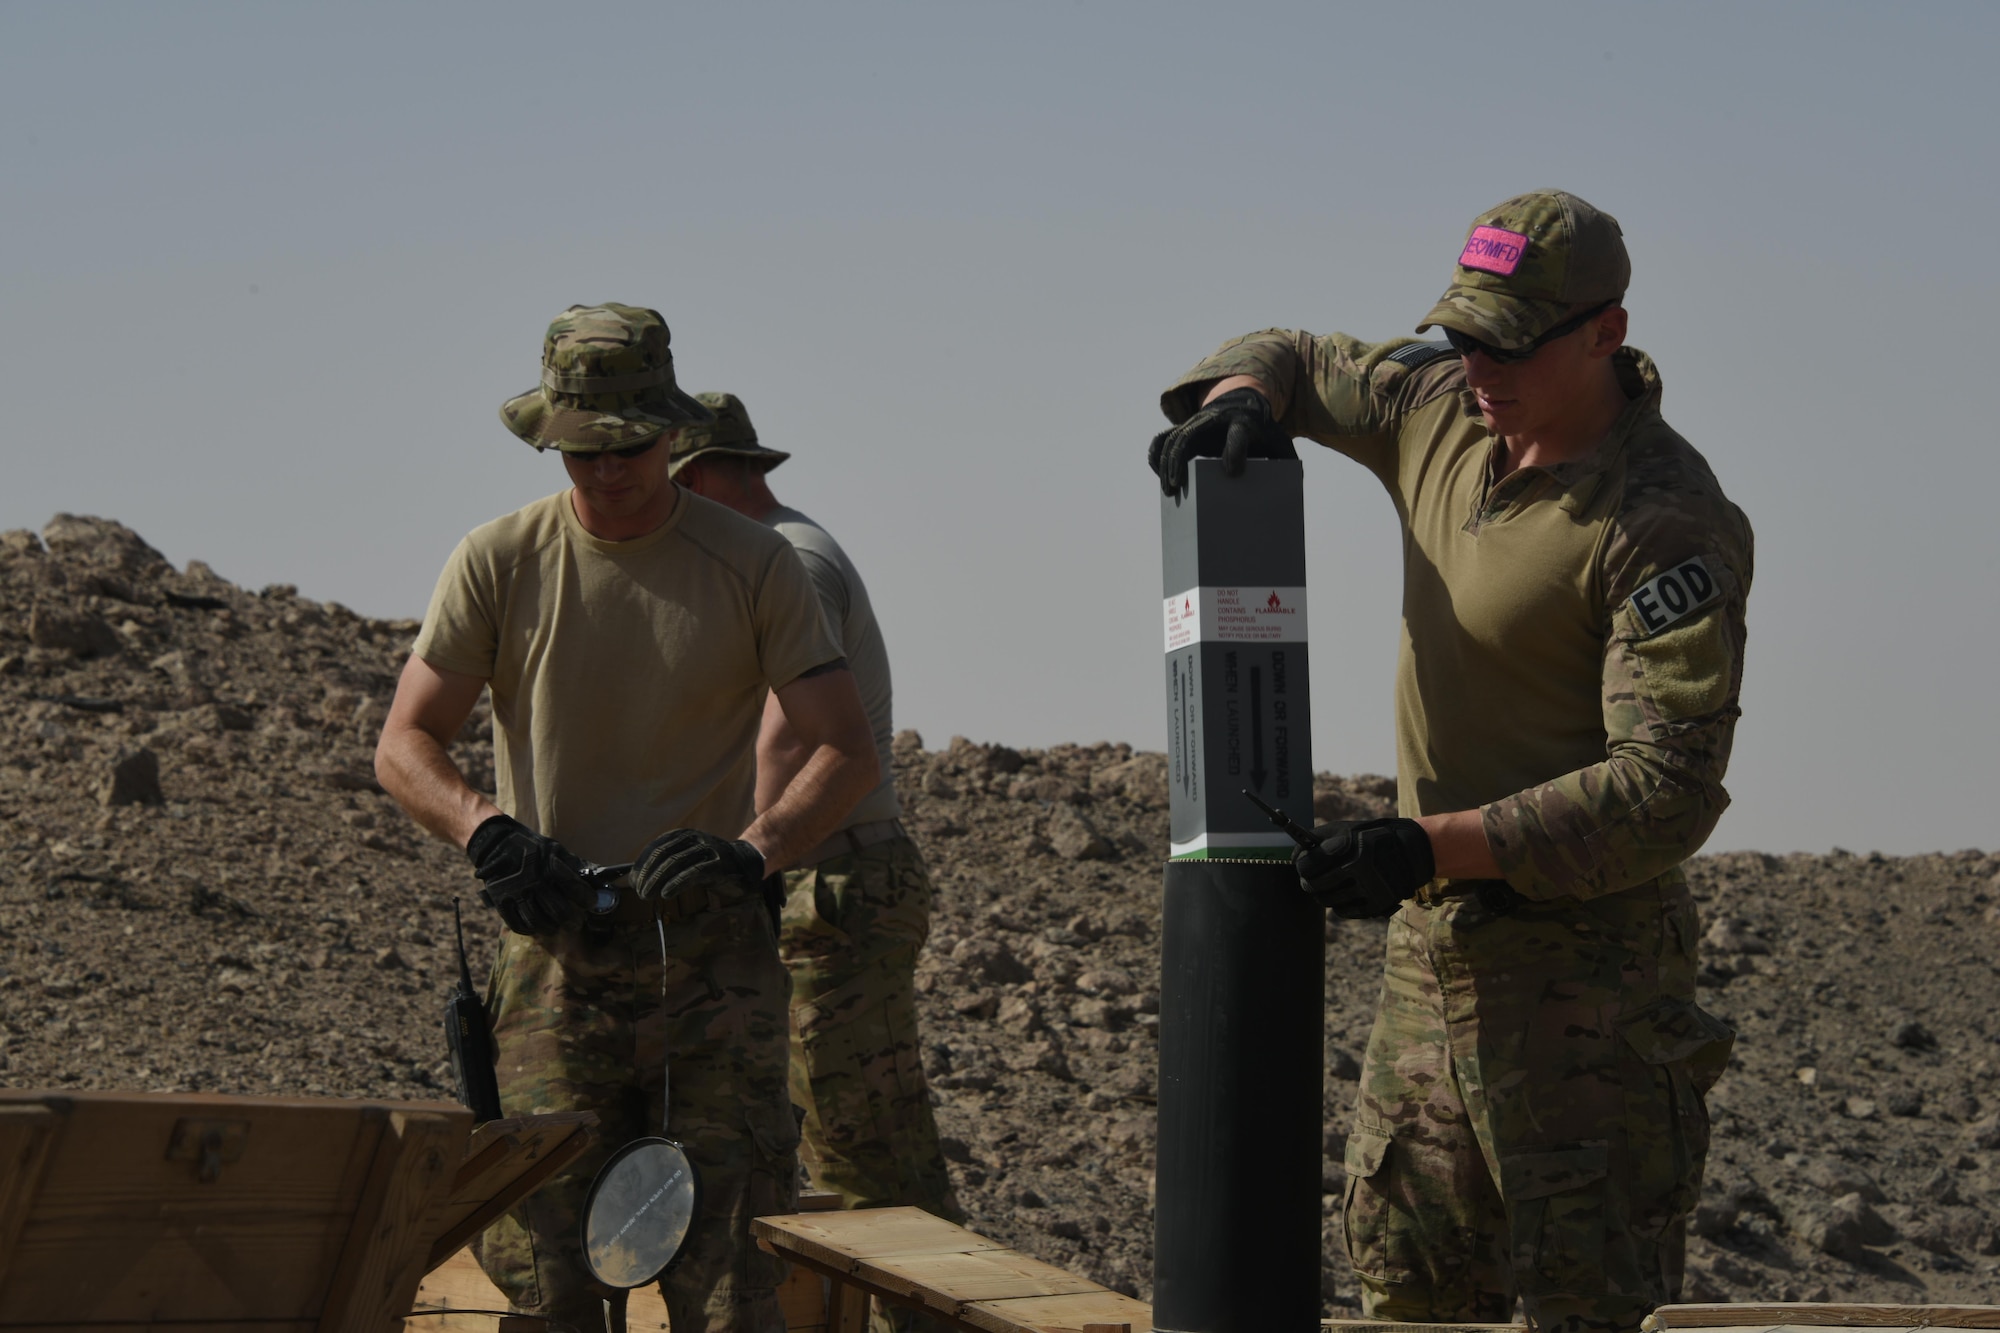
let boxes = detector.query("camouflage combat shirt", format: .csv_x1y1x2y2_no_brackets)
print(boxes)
1163,334,1753,902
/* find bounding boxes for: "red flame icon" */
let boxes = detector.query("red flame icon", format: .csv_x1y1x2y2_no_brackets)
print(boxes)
1267,591,1282,610
1184,599,1192,614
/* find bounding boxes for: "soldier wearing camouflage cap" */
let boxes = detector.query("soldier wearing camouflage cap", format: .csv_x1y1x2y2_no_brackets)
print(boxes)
672,393,964,1333
377,304,881,1332
1151,191,1749,1332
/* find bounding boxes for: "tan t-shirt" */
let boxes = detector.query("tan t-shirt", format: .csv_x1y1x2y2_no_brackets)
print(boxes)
413,488,841,864
764,505,901,828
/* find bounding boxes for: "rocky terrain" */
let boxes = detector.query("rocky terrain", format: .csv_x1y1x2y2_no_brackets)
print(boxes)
1,514,1996,1313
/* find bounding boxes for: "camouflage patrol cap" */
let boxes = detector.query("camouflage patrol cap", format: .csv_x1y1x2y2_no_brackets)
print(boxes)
1417,191,1629,352
665,392,791,477
500,303,712,453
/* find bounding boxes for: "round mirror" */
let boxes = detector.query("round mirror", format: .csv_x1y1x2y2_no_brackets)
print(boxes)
581,1137,701,1288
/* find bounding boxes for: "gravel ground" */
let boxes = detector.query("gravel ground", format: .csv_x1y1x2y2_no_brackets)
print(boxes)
1,514,1995,1313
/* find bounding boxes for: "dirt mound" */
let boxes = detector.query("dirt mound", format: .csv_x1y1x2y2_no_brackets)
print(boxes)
1,515,1995,1310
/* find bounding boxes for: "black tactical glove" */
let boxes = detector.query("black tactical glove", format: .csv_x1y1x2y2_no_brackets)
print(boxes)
634,828,766,905
466,814,588,936
1148,387,1298,494
1294,818,1436,919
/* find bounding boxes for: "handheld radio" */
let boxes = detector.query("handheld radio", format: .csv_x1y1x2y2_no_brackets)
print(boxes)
443,898,504,1123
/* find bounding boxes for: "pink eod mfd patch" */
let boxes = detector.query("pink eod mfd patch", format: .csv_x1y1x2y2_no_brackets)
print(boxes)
1459,225,1530,276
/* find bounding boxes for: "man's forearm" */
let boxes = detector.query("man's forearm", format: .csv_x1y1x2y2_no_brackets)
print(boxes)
753,691,812,815
1414,809,1503,880
741,742,876,873
375,725,501,850
1202,374,1277,411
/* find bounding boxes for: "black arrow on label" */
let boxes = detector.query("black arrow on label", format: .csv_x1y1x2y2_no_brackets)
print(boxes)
1249,665,1267,792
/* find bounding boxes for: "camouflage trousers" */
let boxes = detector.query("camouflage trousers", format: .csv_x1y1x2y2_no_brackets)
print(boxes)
473,889,799,1333
780,835,962,1333
1343,878,1732,1333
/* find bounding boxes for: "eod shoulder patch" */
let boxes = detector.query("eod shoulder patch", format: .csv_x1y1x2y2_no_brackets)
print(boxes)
1628,556,1720,636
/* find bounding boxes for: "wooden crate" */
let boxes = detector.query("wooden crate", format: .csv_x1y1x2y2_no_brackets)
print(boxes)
0,1089,591,1332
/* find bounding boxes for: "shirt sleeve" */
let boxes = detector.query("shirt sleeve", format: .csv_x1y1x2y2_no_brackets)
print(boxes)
1482,471,1755,901
754,539,845,690
1159,329,1464,485
791,546,852,654
410,535,499,679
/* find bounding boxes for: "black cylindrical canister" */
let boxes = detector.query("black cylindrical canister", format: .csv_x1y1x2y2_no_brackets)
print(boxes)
1153,458,1324,1330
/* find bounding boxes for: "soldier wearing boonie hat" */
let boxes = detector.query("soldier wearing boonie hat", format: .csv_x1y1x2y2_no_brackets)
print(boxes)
665,391,793,474
499,301,714,452
1148,192,1752,1332
377,304,882,1332
672,392,963,1333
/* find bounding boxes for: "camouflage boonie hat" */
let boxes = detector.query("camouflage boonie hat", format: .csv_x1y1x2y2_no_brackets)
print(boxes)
666,392,790,477
1416,191,1629,352
500,303,712,453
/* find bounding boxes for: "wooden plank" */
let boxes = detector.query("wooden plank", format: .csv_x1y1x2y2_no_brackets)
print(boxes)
409,1244,828,1333
760,1206,1014,1255
422,1113,596,1271
754,1208,1150,1333
1640,1320,1968,1328
416,1244,679,1329
318,1109,470,1333
439,1115,593,1211
1324,1323,1527,1332
405,1249,536,1332
0,1323,315,1332
0,1104,63,1296
828,1278,870,1333
864,1248,1102,1308
959,1289,1154,1333
0,1089,469,1116
779,1264,831,1333
756,1206,1009,1277
1646,1308,2000,1331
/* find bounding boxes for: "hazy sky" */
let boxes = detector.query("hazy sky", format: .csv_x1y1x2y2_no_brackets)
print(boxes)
4,3,1995,855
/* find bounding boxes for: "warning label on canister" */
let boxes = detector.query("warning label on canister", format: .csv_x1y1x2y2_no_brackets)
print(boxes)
1160,459,1314,860
1163,586,1308,652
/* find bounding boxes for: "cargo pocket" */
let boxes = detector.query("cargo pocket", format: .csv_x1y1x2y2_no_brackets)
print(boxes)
793,967,906,1150
1618,997,1734,1094
749,1099,803,1166
1341,1129,1412,1284
779,866,852,960
1499,1143,1608,1289
470,1206,543,1311
745,1101,803,1270
1618,998,1732,1230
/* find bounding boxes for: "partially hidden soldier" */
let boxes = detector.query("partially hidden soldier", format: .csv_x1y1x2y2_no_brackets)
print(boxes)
1151,192,1750,1333
672,393,963,1333
374,306,880,1333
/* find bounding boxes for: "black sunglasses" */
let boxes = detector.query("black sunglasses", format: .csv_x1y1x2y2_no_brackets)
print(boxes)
1442,300,1616,365
561,436,661,461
